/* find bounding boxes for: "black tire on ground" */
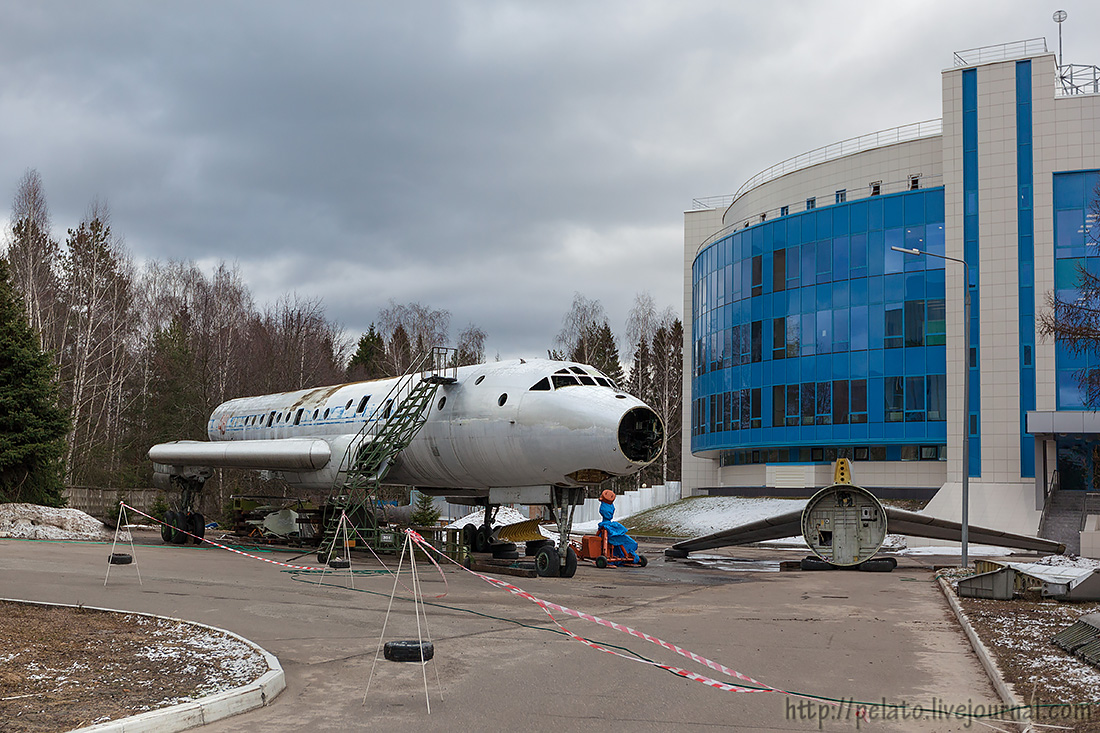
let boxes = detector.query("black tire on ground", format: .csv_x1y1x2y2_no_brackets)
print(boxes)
462,524,476,549
857,557,897,572
664,547,689,559
317,551,329,564
108,553,133,565
524,539,552,556
384,640,434,663
800,556,838,571
187,512,206,544
329,557,351,569
534,544,560,577
490,541,517,559
160,513,175,544
595,555,608,569
493,550,520,560
560,545,578,578
474,524,492,553
637,554,648,568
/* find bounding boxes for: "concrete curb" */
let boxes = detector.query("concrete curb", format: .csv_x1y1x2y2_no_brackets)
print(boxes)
935,578,1033,733
1,598,285,733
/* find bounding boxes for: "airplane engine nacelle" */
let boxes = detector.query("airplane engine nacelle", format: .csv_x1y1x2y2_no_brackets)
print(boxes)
800,483,887,566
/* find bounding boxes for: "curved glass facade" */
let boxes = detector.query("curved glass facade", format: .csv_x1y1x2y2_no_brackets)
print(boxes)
691,189,947,464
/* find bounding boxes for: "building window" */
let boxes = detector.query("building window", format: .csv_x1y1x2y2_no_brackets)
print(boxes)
885,376,904,422
909,175,920,190
760,213,767,222
806,197,816,210
780,205,789,217
773,249,786,292
870,181,881,196
835,189,846,204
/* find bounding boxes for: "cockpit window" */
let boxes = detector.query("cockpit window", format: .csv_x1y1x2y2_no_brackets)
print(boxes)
356,395,370,413
578,375,596,385
554,368,570,375
595,377,613,388
569,366,586,375
530,377,551,391
552,374,580,388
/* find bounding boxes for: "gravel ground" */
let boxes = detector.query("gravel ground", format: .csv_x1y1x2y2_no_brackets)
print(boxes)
0,601,269,733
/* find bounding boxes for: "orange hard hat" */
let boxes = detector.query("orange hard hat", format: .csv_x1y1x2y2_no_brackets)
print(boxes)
600,489,616,503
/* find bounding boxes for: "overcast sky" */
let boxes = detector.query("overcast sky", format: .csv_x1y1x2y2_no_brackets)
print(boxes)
1,1,1097,361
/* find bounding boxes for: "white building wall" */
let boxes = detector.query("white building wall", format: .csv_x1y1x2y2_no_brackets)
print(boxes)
682,206,724,496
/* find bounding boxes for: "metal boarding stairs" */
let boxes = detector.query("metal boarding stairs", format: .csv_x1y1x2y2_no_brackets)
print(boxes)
317,347,457,561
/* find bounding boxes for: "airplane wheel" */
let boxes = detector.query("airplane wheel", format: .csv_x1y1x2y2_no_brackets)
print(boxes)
595,555,608,569
534,545,560,577
317,551,329,564
170,511,188,544
474,524,492,553
160,513,175,544
637,554,648,568
462,524,475,549
384,640,434,663
108,553,132,565
187,512,206,544
560,546,578,578
329,557,351,569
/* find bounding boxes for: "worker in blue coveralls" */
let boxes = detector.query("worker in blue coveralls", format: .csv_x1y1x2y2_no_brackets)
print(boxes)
597,489,639,557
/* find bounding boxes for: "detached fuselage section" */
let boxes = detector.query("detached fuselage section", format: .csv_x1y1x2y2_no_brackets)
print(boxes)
148,358,664,505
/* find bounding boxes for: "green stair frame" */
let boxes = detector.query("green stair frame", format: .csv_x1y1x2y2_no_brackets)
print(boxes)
318,347,456,559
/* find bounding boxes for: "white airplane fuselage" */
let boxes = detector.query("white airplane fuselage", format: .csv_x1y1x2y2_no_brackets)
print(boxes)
148,359,665,501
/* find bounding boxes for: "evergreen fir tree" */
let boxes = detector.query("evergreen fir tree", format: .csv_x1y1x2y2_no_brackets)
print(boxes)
347,324,385,380
409,491,441,526
0,258,70,505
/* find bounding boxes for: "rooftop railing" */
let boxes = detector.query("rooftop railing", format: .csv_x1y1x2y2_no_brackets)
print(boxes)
953,38,1048,66
712,119,942,210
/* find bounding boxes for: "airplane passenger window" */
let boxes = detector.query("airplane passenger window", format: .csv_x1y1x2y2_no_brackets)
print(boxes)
498,394,508,406
345,399,353,411
384,400,392,418
323,408,330,419
357,396,370,413
530,377,551,391
312,409,319,420
438,396,446,410
267,412,275,427
475,375,486,385
294,409,303,426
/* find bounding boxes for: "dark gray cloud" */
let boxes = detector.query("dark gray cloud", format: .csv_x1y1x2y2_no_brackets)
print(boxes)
1,1,1096,360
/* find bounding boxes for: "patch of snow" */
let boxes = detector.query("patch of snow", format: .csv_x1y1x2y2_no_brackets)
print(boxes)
0,503,130,541
1032,554,1100,570
445,507,532,531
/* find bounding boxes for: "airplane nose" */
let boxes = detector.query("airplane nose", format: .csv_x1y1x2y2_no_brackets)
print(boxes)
618,407,664,464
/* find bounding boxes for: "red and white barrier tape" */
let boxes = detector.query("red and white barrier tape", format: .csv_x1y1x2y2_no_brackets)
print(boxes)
403,528,834,702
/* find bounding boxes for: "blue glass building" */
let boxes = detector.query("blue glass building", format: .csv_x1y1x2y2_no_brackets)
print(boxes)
682,41,1100,549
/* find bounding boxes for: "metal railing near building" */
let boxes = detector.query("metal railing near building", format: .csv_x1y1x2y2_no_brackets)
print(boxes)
724,119,942,209
953,38,1048,67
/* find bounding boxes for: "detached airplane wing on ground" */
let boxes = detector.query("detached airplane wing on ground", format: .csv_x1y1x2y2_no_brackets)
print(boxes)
663,510,805,556
667,461,1065,562
882,506,1065,554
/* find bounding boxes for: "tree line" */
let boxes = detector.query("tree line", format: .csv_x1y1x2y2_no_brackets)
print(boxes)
1,169,682,511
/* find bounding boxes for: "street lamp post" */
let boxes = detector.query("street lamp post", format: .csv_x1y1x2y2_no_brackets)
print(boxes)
891,245,971,568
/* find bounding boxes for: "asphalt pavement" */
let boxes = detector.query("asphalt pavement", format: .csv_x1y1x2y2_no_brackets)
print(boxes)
0,532,1002,732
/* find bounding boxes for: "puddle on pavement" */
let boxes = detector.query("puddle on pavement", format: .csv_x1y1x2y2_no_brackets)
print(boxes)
681,554,781,572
